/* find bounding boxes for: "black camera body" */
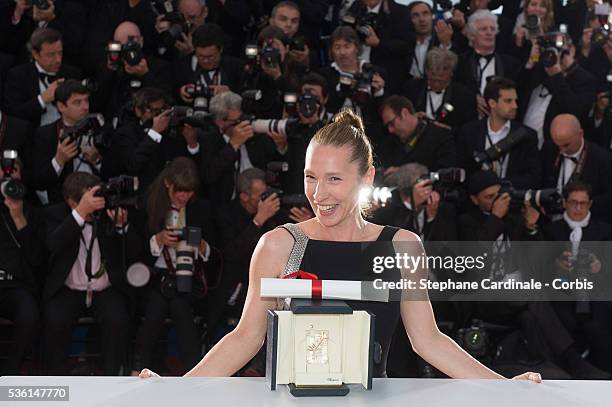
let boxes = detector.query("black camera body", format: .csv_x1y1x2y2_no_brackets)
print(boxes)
592,25,610,47
339,63,378,106
95,175,139,209
297,89,320,119
106,37,144,70
287,35,307,52
61,114,107,153
186,81,214,112
1,150,26,201
261,187,309,208
525,14,541,37
150,0,176,15
150,0,190,48
342,12,379,42
261,38,281,68
418,168,466,185
171,226,201,247
499,180,563,214
536,32,568,68
456,320,490,358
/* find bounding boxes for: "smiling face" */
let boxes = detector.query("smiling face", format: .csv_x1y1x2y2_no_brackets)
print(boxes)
304,143,372,228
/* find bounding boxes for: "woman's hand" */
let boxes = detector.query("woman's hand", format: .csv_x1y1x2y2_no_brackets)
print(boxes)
155,230,179,247
512,371,542,383
139,368,160,378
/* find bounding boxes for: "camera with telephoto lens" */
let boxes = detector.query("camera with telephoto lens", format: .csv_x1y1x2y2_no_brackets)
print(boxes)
169,105,211,129
536,32,568,68
499,180,563,214
341,11,380,42
260,187,309,208
261,38,281,68
473,127,530,167
434,0,454,22
525,14,541,37
94,175,139,209
159,226,202,295
1,150,26,201
106,37,144,70
26,0,50,10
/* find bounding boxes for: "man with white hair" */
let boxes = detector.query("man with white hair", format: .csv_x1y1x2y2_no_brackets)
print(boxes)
454,9,521,117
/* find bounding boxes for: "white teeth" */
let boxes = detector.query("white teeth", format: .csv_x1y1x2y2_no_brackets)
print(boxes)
318,204,336,211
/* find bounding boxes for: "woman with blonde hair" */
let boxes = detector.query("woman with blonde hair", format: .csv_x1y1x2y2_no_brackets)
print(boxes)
139,110,541,383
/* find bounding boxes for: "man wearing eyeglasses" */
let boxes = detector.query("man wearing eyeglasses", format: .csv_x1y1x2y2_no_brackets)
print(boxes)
107,87,203,195
378,95,455,184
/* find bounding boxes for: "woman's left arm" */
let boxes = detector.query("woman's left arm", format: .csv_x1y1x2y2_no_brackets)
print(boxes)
394,229,541,382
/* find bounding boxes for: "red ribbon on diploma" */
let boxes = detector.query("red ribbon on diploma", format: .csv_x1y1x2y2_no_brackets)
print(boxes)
282,271,322,300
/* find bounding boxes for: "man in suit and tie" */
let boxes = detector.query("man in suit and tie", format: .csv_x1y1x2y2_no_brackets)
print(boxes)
173,23,245,107
200,91,283,203
402,47,477,132
454,10,521,118
378,95,456,180
42,172,142,375
30,80,95,205
542,114,612,222
519,33,598,149
3,27,80,126
457,76,541,189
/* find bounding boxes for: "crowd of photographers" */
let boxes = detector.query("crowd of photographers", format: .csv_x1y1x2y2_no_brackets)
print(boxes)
0,0,611,380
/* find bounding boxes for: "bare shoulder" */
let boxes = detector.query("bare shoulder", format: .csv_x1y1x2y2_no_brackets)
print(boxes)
252,227,295,278
392,228,422,243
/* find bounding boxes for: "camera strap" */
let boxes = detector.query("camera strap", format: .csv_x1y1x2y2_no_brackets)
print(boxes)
556,141,588,187
475,54,494,94
404,120,427,154
162,247,176,276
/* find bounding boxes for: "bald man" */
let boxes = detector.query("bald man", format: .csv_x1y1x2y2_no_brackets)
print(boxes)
94,20,171,123
542,114,612,221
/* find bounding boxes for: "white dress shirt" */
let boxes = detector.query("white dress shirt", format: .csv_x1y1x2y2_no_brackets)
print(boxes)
557,138,584,192
425,88,444,120
523,85,552,150
35,62,60,126
64,209,111,292
410,36,432,79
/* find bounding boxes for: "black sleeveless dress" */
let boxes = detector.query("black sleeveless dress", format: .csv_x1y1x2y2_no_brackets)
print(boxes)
297,225,402,378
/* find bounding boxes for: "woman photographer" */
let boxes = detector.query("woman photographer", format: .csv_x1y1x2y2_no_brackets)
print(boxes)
131,157,218,375
512,0,556,62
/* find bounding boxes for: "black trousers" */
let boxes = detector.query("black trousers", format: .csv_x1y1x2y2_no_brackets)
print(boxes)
0,287,40,375
42,286,130,375
133,287,201,372
553,301,612,373
472,301,575,361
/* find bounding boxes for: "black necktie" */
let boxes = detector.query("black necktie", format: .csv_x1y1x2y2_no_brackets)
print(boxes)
39,72,56,86
476,52,494,62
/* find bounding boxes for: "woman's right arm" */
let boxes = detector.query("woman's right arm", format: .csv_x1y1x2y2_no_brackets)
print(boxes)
141,227,293,378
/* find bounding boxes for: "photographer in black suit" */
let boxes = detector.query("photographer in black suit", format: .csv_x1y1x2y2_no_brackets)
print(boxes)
42,172,142,375
4,28,80,126
30,80,98,206
457,77,541,189
519,32,597,148
378,95,456,180
0,157,45,375
95,21,172,123
342,0,414,91
543,181,612,375
0,110,35,166
370,162,457,241
402,47,477,132
210,168,280,342
200,91,282,202
542,114,612,222
173,23,245,107
133,157,219,375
